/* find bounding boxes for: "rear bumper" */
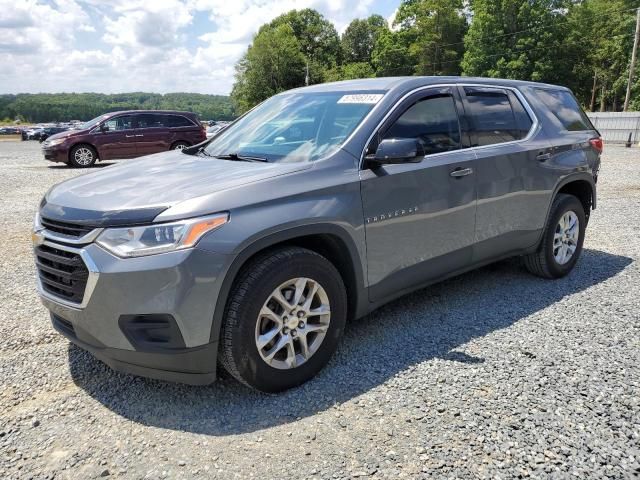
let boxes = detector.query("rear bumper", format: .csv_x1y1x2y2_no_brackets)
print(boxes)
52,313,218,385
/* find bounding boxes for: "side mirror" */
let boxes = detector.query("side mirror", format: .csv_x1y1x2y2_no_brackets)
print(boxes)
100,124,109,132
365,138,425,169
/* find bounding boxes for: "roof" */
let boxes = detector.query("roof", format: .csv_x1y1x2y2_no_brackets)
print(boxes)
101,110,198,116
287,76,568,94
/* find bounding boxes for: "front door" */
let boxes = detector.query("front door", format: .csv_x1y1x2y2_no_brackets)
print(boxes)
94,114,137,159
360,87,477,302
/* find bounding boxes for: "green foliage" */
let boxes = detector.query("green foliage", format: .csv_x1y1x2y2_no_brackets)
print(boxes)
341,15,388,64
0,92,235,123
372,29,416,76
324,62,376,82
397,0,467,75
231,24,307,113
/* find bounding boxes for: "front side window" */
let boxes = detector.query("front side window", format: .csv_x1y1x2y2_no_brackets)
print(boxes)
464,88,529,146
534,88,594,131
203,91,383,163
383,94,461,156
103,115,134,131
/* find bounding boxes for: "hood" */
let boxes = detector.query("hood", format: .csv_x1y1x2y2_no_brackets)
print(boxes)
46,128,87,142
43,150,311,225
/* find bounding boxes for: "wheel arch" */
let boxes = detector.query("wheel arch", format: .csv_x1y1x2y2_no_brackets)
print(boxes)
208,224,367,345
530,173,596,253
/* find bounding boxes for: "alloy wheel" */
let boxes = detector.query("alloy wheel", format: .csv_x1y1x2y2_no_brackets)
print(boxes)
74,147,94,166
553,211,579,265
255,277,331,370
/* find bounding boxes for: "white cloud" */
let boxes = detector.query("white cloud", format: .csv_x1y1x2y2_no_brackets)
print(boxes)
0,0,383,95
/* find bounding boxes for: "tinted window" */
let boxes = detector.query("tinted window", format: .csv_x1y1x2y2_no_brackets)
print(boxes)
137,114,164,129
383,94,461,156
464,88,531,146
103,115,134,131
534,88,594,131
165,115,194,128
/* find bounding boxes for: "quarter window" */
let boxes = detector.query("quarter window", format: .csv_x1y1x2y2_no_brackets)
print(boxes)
464,88,531,146
103,115,134,131
383,94,461,156
534,88,594,131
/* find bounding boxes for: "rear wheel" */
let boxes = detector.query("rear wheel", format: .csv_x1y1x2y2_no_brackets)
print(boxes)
524,193,586,278
220,247,347,392
171,141,190,150
69,144,97,168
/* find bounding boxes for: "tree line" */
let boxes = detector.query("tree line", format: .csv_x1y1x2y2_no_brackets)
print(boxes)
231,0,640,113
0,92,235,124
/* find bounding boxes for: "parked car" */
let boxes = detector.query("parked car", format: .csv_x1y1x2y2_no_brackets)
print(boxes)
23,127,45,141
33,77,601,392
205,123,229,138
41,110,206,167
0,127,21,135
37,126,69,142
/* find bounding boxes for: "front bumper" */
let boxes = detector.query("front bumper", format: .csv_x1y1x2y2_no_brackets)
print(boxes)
41,144,68,163
37,236,232,385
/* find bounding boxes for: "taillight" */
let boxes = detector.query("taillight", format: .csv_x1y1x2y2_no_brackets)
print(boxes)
589,137,603,154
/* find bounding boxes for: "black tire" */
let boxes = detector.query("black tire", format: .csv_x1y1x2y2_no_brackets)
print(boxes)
220,247,347,392
69,144,97,168
524,193,586,279
171,141,190,150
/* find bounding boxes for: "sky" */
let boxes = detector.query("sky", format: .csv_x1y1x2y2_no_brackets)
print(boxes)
0,0,400,95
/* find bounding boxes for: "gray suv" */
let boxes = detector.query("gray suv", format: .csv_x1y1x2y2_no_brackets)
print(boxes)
33,77,601,392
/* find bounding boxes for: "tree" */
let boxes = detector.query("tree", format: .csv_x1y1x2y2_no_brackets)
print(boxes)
231,24,307,113
461,0,567,83
265,8,341,81
341,15,388,64
324,62,376,82
372,29,416,76
396,0,467,75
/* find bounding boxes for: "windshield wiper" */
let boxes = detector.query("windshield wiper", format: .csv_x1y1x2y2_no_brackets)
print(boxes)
196,147,214,157
214,153,269,163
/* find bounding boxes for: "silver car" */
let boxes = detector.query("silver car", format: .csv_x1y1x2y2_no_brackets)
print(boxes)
34,77,601,392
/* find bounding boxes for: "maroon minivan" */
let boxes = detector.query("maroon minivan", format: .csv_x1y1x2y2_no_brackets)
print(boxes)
41,110,207,167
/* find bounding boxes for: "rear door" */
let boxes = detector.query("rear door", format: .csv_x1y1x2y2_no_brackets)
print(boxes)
166,114,199,145
134,113,171,155
360,86,477,302
94,115,137,159
460,85,553,262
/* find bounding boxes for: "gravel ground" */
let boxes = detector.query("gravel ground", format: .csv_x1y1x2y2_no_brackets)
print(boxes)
0,141,638,480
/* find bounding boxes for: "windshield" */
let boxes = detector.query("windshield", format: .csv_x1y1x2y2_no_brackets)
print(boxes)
204,91,384,163
80,114,111,130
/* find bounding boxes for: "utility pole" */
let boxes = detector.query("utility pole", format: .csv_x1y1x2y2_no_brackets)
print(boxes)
305,61,309,86
623,7,640,111
590,71,597,112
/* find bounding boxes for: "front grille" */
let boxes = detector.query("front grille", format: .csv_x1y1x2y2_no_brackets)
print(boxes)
35,244,89,303
41,217,94,238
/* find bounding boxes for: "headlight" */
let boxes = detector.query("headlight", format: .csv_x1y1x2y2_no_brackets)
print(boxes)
46,138,65,147
96,213,229,258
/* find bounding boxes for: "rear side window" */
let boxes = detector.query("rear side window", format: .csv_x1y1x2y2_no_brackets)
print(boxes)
464,88,532,146
137,114,164,128
534,88,594,131
383,94,461,156
165,115,194,128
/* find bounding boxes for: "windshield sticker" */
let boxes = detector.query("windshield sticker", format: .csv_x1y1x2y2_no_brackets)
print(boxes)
338,94,384,104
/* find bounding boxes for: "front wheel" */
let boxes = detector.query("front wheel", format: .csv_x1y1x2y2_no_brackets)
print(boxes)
524,193,586,278
220,247,347,392
69,144,97,168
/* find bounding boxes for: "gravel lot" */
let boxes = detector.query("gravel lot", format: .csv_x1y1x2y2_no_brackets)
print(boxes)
0,141,638,480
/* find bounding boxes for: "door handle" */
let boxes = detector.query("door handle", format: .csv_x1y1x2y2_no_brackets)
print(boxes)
536,152,552,162
125,135,135,138
135,134,144,137
450,167,473,178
